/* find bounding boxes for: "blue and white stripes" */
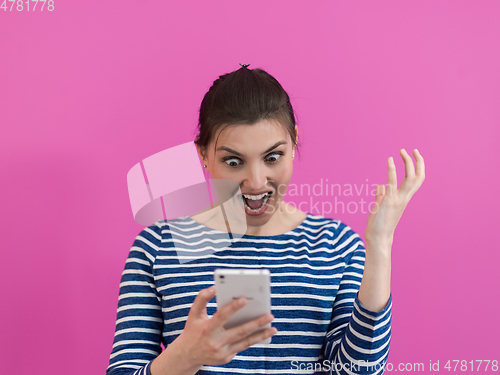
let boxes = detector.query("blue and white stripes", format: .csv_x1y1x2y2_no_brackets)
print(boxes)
106,213,392,375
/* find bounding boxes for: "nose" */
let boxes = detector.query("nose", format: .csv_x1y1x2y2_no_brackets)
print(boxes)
242,164,270,192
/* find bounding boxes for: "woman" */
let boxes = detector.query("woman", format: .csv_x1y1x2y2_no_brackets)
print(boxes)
106,64,425,375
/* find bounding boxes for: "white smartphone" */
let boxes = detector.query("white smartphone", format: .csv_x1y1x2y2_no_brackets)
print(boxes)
214,268,273,345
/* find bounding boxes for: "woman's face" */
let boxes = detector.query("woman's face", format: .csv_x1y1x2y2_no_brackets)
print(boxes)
197,119,297,226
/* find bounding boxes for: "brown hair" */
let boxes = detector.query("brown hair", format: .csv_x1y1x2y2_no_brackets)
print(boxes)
194,65,300,160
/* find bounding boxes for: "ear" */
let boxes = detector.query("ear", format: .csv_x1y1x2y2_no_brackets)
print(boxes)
294,125,299,151
196,143,206,163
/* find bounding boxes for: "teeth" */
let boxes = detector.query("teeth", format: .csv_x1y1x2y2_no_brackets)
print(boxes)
242,192,271,200
243,194,271,212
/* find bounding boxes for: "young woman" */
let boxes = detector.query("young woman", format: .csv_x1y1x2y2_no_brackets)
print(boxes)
106,64,425,375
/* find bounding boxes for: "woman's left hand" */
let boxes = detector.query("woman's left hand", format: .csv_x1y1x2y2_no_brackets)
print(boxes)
365,149,425,249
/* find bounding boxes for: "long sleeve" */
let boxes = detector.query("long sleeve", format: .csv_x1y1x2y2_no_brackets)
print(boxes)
106,224,164,375
322,223,392,375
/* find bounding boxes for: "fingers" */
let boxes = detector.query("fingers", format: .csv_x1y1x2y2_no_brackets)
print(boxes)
369,185,385,215
376,184,386,197
211,296,248,331
399,149,416,194
409,149,426,195
387,149,426,197
228,323,278,353
189,286,216,319
387,156,397,197
414,149,425,178
224,313,275,345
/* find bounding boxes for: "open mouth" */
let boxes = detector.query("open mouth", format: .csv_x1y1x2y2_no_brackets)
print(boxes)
240,191,272,213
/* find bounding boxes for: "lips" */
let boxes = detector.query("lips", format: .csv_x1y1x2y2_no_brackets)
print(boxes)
240,190,273,196
237,190,272,210
243,192,272,212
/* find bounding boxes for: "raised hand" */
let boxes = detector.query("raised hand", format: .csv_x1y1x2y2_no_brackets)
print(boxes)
365,149,425,249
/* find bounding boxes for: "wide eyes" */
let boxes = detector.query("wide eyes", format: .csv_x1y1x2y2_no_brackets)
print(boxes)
222,152,283,168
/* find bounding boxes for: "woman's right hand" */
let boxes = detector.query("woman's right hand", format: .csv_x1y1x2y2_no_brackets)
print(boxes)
173,285,277,367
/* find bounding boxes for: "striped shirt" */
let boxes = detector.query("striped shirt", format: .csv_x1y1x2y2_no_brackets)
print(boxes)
106,213,392,375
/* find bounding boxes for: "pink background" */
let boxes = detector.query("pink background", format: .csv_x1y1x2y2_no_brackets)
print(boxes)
1,1,499,374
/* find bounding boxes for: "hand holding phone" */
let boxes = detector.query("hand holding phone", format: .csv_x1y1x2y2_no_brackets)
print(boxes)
214,268,273,345
163,283,277,371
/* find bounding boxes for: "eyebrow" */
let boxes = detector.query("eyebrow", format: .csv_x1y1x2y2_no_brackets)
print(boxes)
216,141,287,156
